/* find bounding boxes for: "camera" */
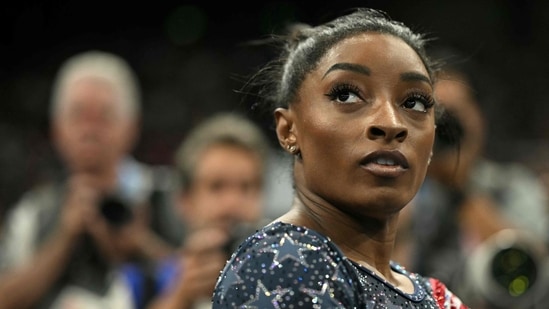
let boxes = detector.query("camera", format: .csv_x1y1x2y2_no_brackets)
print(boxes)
460,229,549,308
98,194,134,227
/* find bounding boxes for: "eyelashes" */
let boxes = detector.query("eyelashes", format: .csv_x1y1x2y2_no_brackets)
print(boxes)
403,91,435,113
325,82,435,112
325,83,363,104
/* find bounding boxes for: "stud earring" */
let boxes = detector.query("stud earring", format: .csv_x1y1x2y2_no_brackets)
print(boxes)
287,144,297,153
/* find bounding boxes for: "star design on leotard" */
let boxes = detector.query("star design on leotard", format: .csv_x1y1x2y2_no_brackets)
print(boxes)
300,280,345,308
263,232,315,269
217,262,245,300
331,264,357,298
239,280,290,309
320,252,357,298
321,250,339,268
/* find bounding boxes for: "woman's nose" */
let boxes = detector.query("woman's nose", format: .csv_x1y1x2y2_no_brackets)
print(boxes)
366,102,408,142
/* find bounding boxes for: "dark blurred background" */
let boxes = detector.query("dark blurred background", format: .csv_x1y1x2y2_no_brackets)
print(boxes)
2,0,549,213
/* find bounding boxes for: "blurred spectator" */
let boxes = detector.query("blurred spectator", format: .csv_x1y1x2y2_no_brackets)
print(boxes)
147,112,271,309
0,50,181,309
396,48,549,309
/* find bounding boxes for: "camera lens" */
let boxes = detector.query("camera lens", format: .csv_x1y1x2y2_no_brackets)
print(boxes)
491,247,537,297
99,195,133,227
463,229,549,308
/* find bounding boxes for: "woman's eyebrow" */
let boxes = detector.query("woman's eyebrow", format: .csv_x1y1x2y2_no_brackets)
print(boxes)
323,64,430,84
400,72,431,85
323,63,371,79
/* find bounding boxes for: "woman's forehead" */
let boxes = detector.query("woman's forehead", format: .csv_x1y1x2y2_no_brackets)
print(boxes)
316,33,429,77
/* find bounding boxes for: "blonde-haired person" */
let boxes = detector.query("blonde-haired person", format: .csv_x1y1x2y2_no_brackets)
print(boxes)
0,50,180,309
147,112,271,309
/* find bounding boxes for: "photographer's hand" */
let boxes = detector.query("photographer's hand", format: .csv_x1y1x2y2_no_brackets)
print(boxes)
62,173,133,264
148,225,230,309
60,174,103,239
101,203,175,263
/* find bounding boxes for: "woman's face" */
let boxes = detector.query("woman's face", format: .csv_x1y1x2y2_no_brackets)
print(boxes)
277,33,435,218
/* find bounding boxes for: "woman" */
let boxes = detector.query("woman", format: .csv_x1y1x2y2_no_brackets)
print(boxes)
213,8,469,308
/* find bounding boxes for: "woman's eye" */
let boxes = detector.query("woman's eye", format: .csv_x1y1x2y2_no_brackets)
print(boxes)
402,94,434,112
326,84,363,104
335,91,361,104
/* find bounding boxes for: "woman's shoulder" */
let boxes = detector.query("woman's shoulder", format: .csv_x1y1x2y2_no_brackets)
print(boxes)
257,220,336,243
213,221,360,308
228,220,349,271
230,220,344,258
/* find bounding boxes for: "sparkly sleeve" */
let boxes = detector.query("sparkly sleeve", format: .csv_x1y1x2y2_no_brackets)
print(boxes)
212,223,360,308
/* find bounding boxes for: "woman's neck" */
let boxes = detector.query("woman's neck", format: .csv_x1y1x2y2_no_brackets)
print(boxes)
279,188,400,279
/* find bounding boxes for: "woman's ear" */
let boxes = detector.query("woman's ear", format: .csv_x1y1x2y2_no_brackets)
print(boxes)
274,108,297,151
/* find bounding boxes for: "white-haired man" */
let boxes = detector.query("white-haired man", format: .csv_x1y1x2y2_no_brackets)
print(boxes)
0,50,181,309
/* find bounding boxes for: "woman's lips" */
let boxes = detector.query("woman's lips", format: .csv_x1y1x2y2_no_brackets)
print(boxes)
360,150,409,178
361,163,407,178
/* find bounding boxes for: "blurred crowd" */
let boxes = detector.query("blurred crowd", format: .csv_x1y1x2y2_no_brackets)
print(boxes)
0,50,291,309
1,27,549,309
